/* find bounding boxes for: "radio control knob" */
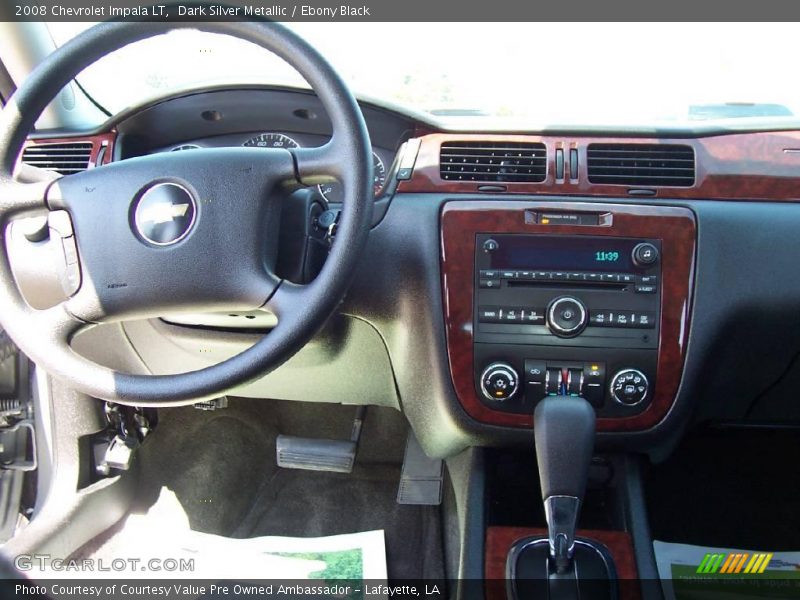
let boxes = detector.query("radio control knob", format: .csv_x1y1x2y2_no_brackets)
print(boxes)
610,369,649,405
632,242,659,267
546,296,588,338
479,362,519,402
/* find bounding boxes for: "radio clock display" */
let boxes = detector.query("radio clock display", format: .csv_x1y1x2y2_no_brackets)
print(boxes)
484,235,651,273
595,251,620,262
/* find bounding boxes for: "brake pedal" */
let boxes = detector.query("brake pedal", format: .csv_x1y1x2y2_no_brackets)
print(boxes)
276,407,365,474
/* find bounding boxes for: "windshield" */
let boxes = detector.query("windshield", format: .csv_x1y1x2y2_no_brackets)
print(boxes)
46,22,800,127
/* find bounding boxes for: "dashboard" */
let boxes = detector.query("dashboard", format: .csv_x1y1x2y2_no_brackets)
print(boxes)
18,85,800,459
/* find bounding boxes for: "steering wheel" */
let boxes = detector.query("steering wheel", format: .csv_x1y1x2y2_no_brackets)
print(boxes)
0,22,373,405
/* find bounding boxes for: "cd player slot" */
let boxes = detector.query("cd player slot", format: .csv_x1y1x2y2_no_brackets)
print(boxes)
506,280,628,291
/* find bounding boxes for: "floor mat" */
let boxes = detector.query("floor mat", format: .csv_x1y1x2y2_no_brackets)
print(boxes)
93,400,444,581
74,490,390,581
232,464,444,581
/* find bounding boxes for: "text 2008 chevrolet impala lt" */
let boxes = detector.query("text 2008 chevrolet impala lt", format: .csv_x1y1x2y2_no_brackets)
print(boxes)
0,16,799,600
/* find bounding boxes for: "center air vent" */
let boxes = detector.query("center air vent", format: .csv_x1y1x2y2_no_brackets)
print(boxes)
21,142,93,175
440,141,547,183
587,143,695,187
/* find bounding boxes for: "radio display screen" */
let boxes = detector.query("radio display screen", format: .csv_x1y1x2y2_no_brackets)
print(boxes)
487,235,642,272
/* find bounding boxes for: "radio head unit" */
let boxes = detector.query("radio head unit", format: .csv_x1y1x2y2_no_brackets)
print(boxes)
473,233,661,417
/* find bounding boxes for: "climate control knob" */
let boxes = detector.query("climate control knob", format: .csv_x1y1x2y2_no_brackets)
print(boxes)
610,369,649,406
546,296,588,338
480,362,519,402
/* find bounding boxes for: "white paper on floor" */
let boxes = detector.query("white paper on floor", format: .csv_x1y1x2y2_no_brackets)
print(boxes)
654,540,800,600
30,488,388,583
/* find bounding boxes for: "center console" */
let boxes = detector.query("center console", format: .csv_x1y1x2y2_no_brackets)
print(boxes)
440,200,696,431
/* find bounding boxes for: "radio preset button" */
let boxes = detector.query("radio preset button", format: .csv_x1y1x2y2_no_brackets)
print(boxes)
521,309,545,324
478,307,502,323
631,312,655,327
486,270,640,285
479,306,548,324
589,310,656,329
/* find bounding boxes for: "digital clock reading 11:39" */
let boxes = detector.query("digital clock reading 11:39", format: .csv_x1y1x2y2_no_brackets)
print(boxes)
595,251,620,262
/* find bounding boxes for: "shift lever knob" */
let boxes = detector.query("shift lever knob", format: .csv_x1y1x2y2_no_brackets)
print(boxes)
534,396,595,572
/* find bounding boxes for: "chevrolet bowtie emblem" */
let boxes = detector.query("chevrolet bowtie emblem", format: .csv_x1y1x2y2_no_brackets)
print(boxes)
138,202,190,225
133,183,197,246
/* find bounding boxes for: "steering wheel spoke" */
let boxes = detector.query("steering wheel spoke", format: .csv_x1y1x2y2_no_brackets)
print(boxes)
0,178,52,221
263,280,307,321
291,142,342,186
34,302,86,344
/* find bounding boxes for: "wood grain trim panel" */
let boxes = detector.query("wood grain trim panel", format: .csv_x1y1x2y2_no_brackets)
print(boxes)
441,201,695,430
486,527,640,600
400,131,800,202
23,132,116,167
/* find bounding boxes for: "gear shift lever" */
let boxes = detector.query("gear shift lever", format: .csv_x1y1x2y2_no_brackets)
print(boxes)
534,396,595,574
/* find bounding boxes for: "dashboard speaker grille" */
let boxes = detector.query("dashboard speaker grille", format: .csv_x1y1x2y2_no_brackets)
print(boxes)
587,143,695,187
21,142,93,175
440,141,547,183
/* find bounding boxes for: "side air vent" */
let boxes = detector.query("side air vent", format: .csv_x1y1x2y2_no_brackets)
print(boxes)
21,142,94,175
587,143,695,187
440,141,547,183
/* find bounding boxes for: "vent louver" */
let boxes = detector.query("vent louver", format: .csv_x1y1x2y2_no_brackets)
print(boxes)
440,141,547,183
587,143,695,187
21,142,94,175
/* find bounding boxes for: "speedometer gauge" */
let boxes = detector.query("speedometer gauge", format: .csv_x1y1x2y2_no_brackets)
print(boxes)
243,133,299,149
318,152,386,203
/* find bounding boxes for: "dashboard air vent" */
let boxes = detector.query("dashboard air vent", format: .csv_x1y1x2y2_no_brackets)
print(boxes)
21,142,94,175
440,141,547,183
587,143,695,187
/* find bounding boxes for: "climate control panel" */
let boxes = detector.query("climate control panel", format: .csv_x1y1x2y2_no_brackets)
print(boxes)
474,345,656,417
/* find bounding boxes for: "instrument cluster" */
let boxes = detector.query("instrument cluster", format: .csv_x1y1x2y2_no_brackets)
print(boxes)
157,131,390,203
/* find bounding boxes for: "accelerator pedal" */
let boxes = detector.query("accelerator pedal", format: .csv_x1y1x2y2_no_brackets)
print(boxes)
276,406,365,474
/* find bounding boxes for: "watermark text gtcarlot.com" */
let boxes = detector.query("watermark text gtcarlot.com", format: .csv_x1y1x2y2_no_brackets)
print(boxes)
14,554,195,572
